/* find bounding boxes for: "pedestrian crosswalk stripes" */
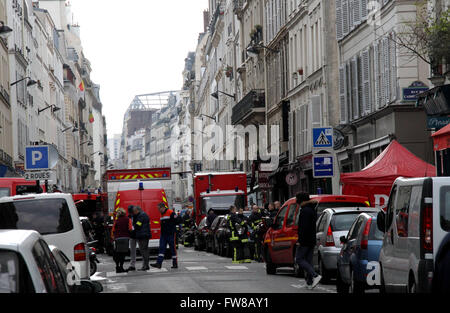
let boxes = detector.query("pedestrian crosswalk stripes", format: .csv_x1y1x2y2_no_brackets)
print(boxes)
225,266,248,270
186,266,209,271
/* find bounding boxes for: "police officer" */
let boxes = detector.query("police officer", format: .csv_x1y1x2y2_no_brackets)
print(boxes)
248,205,264,261
151,203,179,269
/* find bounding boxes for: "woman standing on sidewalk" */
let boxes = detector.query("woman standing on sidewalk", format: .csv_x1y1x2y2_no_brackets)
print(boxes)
112,208,132,273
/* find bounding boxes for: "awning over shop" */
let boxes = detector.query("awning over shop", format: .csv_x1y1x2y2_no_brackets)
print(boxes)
340,140,435,208
432,123,450,151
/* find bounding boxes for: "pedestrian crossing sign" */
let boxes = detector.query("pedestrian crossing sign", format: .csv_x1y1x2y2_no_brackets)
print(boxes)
313,127,333,149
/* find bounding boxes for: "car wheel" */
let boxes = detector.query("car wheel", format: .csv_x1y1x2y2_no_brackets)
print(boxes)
194,238,199,251
350,270,364,294
336,269,349,294
265,249,277,275
408,275,417,294
90,261,97,277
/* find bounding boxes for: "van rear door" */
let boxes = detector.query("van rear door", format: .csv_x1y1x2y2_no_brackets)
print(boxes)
141,189,164,240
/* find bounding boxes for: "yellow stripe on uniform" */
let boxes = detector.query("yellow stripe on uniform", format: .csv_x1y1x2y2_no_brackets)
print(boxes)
136,221,142,226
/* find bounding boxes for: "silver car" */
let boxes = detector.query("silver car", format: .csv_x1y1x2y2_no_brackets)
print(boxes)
313,207,379,282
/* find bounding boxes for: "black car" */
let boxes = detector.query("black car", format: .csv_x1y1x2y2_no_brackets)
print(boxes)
193,217,208,251
206,215,227,254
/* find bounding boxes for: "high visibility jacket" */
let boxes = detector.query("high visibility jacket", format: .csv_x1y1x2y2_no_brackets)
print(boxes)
160,208,178,236
248,211,263,229
228,214,241,241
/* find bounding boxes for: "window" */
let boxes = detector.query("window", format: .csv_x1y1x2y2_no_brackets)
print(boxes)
409,185,423,237
274,206,288,230
395,186,412,237
0,188,10,198
440,186,450,231
32,240,67,293
0,250,19,293
332,213,362,232
317,212,328,232
349,216,364,241
386,185,397,229
285,203,298,227
0,199,74,235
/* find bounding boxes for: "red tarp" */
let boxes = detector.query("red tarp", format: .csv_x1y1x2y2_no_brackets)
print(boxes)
340,140,436,209
432,123,450,151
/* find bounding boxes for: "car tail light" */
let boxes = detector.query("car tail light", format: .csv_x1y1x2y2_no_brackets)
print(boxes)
326,225,335,247
361,218,372,250
422,204,433,252
74,243,87,261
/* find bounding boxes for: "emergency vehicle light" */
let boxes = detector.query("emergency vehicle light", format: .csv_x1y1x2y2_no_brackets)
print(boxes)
139,182,144,190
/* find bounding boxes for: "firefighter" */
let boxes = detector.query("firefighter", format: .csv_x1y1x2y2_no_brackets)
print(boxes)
151,203,179,269
181,209,194,246
248,205,264,261
228,206,251,264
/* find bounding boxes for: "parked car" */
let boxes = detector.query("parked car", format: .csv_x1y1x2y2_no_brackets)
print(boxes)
336,212,384,293
263,195,370,276
313,207,379,282
0,193,90,279
377,177,450,293
49,245,102,293
215,215,232,257
206,215,226,254
193,217,208,251
0,230,100,293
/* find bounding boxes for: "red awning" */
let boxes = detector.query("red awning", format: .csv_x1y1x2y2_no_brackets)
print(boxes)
340,140,435,208
432,123,450,151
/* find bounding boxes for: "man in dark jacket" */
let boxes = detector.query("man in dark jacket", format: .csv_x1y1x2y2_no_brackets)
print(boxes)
132,206,151,271
206,209,217,228
433,233,450,293
296,192,321,289
151,203,180,269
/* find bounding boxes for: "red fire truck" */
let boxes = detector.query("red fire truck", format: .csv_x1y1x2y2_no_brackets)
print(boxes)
193,172,247,225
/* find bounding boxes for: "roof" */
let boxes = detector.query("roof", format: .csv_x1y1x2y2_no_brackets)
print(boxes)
340,140,435,186
117,181,163,191
0,193,72,203
323,207,379,214
0,230,40,251
432,123,450,151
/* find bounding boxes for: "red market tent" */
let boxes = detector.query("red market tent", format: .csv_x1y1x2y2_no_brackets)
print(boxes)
340,140,435,209
432,123,450,151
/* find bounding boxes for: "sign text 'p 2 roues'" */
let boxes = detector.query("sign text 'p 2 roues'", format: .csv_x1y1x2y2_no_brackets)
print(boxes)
24,171,56,182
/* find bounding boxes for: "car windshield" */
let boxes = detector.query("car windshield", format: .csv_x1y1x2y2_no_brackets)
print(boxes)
200,195,245,215
0,199,74,235
317,202,368,214
331,213,362,231
0,250,19,293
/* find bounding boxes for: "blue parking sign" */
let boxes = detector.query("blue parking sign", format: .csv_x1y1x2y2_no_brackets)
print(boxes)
25,146,50,170
313,155,334,178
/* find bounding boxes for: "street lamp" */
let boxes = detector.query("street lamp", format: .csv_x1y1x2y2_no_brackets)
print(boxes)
10,77,37,87
38,105,61,115
211,90,236,101
0,21,12,39
62,125,79,133
199,114,216,122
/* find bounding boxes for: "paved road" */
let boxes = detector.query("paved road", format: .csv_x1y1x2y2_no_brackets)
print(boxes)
91,246,337,293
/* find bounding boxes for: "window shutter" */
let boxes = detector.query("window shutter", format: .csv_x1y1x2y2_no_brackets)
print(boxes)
296,108,301,156
383,37,391,106
390,33,397,101
289,110,294,163
336,0,343,40
339,66,348,124
348,0,354,31
346,62,353,119
373,42,380,110
311,95,322,128
305,103,311,152
351,57,359,119
353,0,361,26
361,0,368,20
299,105,305,156
362,49,371,114
342,0,349,36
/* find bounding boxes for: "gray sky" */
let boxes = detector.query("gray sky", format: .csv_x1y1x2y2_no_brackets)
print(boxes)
69,0,208,137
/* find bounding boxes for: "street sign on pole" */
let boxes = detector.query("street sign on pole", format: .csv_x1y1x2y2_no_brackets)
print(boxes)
313,127,333,150
24,171,56,183
25,145,58,170
313,155,334,178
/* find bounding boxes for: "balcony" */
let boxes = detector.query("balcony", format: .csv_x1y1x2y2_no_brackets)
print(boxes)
232,89,265,125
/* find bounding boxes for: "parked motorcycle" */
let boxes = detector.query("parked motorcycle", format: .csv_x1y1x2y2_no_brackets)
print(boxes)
87,241,100,276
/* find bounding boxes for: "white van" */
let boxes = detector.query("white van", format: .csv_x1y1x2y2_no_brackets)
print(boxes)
0,193,90,279
377,177,450,293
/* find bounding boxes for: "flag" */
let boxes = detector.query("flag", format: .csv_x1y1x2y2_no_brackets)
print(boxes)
89,112,95,124
79,80,85,92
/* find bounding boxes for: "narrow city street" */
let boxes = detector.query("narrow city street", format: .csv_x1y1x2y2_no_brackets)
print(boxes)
92,247,336,294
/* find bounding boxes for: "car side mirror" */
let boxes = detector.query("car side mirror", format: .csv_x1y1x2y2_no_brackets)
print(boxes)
340,236,348,244
73,280,103,293
377,211,386,233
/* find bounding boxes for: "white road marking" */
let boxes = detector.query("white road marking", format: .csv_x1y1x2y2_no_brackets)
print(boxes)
90,272,107,281
107,283,128,292
147,268,168,273
106,272,128,277
186,266,209,271
225,266,249,270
